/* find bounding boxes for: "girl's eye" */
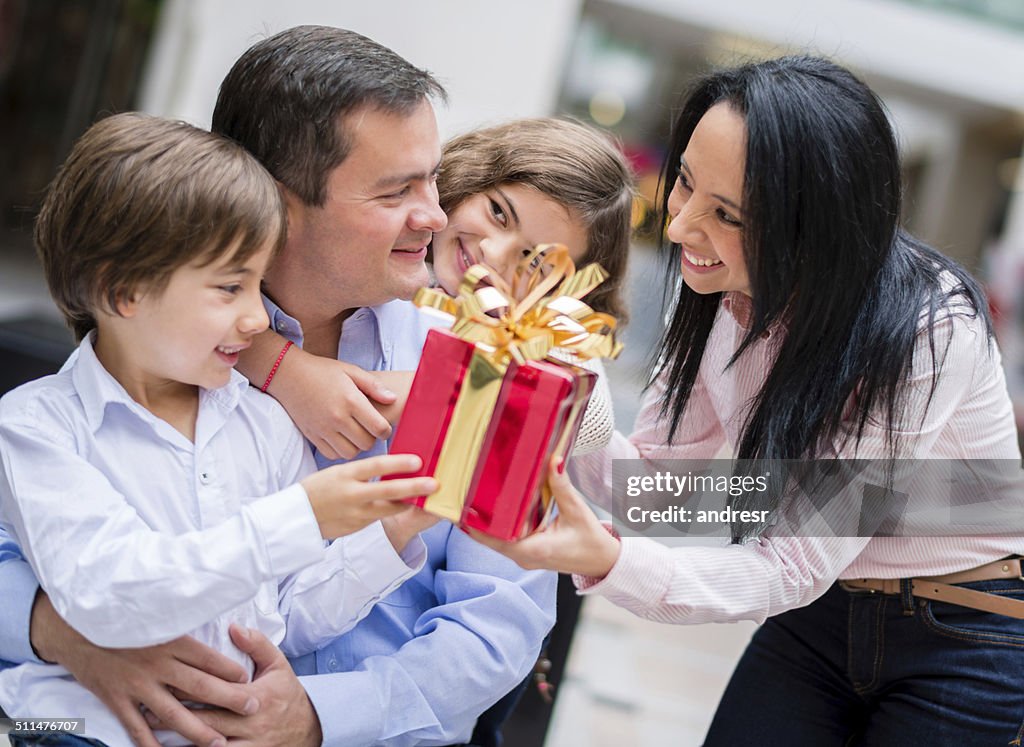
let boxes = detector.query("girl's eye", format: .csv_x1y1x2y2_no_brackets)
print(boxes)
716,208,742,228
488,198,508,227
220,284,243,295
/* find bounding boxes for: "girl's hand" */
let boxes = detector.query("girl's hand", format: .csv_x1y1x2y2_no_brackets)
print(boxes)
469,458,621,579
302,454,437,539
268,345,398,461
368,370,415,427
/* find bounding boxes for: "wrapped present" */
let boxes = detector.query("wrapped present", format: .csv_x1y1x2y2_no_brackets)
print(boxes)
386,244,622,540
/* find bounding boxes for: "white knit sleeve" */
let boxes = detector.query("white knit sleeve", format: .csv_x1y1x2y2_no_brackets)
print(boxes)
548,351,615,456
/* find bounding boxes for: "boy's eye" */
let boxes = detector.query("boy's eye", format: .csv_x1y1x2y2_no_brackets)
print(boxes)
488,198,508,227
219,284,243,295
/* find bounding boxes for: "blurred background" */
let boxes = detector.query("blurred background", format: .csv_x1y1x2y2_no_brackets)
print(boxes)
1,1,1023,745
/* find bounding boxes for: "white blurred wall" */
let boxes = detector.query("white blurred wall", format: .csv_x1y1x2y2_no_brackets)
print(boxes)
137,0,583,140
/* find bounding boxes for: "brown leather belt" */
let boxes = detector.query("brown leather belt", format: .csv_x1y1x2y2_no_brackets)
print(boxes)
839,557,1024,619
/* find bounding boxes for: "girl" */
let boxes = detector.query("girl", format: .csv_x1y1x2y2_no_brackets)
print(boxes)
475,56,1024,746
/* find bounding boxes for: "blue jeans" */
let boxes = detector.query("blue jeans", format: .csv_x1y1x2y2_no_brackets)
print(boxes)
704,578,1024,746
9,736,108,747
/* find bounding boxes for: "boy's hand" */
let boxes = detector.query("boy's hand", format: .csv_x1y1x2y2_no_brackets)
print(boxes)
268,345,397,460
302,454,437,539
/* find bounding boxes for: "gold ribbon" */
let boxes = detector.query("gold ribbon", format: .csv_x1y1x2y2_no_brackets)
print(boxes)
414,243,622,367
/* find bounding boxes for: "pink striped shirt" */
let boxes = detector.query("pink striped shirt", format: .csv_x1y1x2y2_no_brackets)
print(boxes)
569,291,1022,625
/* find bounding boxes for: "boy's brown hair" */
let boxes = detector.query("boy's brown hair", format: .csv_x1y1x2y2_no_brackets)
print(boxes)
438,117,636,321
36,112,286,341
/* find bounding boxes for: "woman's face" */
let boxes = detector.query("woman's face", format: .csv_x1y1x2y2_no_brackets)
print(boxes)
431,183,588,294
666,102,751,297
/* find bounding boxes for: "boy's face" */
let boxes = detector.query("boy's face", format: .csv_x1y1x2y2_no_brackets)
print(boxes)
118,238,274,393
276,99,447,312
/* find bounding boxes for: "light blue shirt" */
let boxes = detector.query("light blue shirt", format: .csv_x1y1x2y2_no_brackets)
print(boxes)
265,297,557,746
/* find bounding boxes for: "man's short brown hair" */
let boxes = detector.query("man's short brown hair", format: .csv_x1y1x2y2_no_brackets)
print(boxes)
36,112,286,341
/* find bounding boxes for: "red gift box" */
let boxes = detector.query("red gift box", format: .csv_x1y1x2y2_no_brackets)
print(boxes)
387,328,596,540
384,244,620,540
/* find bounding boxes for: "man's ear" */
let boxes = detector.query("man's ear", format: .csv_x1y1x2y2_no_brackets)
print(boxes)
277,181,304,233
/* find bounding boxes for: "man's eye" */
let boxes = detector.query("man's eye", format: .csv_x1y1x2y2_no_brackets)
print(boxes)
488,198,508,227
381,187,410,200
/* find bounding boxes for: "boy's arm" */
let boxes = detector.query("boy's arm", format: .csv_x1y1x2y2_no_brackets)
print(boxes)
0,527,255,747
0,418,326,648
238,330,397,459
29,591,255,747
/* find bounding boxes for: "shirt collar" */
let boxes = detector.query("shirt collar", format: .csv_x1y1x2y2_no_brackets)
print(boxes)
71,332,249,433
721,292,776,340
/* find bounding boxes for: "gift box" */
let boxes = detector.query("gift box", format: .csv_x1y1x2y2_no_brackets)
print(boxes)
385,244,620,541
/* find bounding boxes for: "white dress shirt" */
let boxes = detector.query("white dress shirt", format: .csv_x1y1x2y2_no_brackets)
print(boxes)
0,334,425,745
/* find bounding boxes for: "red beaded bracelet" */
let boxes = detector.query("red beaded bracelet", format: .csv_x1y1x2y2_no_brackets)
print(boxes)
260,340,293,393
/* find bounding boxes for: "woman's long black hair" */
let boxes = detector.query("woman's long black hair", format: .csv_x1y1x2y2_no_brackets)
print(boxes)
655,56,991,533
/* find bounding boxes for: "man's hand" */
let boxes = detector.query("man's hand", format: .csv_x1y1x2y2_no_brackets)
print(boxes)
382,505,441,554
31,591,254,747
269,346,398,460
146,625,323,747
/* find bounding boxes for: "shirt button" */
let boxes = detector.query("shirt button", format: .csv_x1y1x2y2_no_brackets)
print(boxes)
328,657,339,672
276,320,288,331
199,471,212,484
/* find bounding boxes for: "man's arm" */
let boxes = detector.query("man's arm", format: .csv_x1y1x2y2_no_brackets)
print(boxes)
0,526,40,665
177,526,555,747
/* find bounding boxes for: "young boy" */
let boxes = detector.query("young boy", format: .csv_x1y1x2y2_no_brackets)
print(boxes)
0,112,436,746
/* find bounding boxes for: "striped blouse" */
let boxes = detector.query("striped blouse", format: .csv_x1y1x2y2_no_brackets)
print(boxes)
569,291,1022,625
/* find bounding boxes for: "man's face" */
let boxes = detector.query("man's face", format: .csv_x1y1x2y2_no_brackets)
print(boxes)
282,100,446,310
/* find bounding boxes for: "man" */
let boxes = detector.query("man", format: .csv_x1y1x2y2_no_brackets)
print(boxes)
0,26,555,747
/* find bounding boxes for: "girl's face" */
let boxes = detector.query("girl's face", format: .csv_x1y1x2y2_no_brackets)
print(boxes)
431,183,588,294
666,102,751,297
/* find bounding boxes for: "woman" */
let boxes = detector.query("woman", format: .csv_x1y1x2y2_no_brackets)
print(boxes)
476,55,1024,745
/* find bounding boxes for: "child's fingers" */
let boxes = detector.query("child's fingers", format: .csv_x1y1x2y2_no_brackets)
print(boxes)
341,453,424,480
363,476,438,503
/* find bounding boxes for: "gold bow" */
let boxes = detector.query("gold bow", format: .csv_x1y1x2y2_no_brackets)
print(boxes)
414,243,622,367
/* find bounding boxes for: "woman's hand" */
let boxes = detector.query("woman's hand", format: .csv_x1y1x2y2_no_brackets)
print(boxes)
469,459,621,579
